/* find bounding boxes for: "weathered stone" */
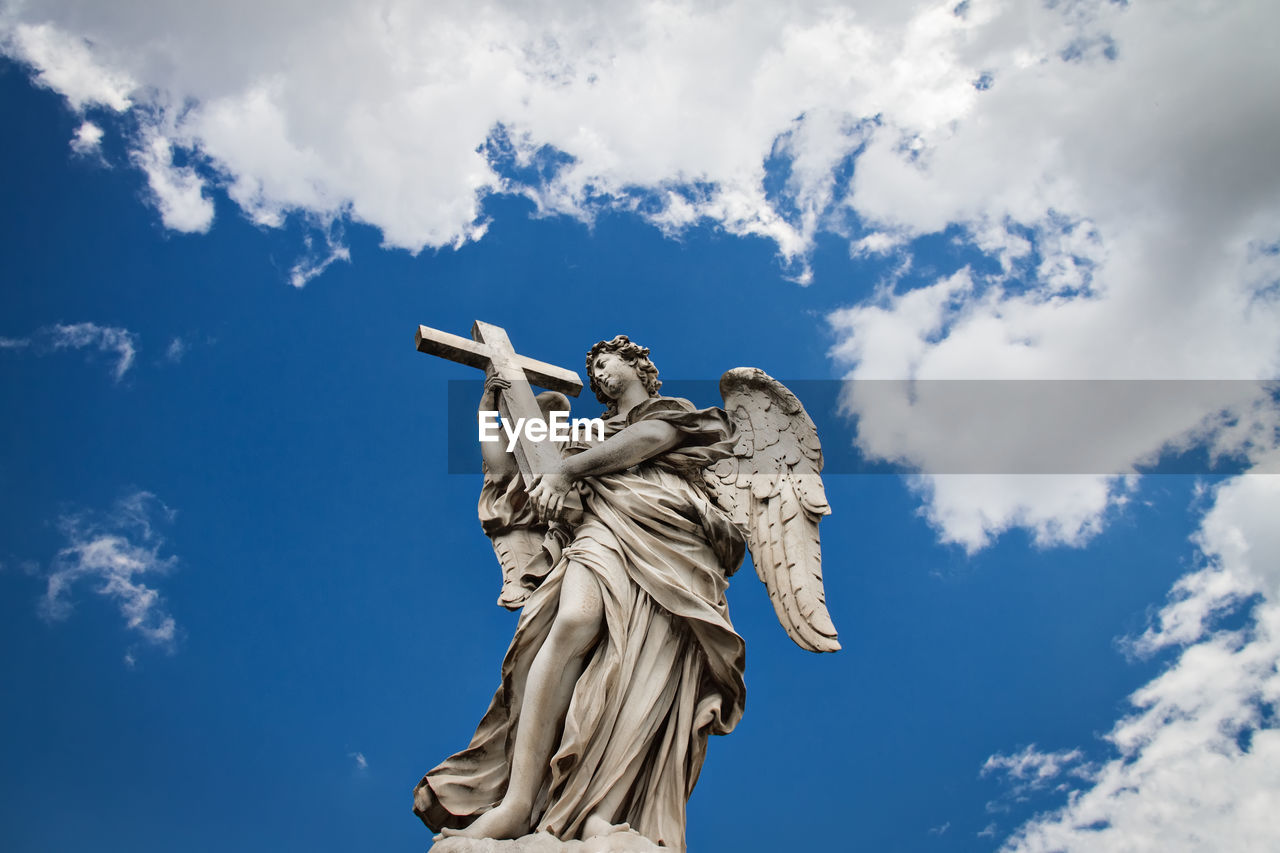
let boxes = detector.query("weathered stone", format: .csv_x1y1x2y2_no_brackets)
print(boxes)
430,830,665,853
412,326,839,851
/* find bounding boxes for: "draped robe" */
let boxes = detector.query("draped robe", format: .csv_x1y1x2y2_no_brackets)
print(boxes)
414,397,747,851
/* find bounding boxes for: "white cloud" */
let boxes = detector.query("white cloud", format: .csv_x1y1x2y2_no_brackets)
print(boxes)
897,474,1123,553
131,127,214,233
0,0,971,269
288,226,350,289
0,2,1276,540
3,21,134,111
349,751,368,771
0,1,1274,275
824,0,1280,548
982,745,1085,788
995,457,1280,852
42,491,180,652
47,322,138,380
982,744,1092,815
70,119,103,154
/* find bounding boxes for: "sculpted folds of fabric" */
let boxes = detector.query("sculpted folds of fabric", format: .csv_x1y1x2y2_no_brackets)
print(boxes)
411,326,837,852
416,399,745,850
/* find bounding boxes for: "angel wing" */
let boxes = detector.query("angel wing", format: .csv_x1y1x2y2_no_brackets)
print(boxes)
706,368,839,652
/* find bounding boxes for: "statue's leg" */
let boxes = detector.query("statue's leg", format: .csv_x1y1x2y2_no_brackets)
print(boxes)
442,559,604,840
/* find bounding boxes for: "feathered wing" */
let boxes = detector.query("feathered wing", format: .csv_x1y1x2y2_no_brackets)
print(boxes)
706,368,839,652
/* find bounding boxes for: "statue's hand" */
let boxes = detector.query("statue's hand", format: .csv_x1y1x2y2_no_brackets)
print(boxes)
481,374,511,407
528,465,573,521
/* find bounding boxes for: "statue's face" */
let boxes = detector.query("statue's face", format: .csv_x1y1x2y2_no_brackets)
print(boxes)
591,351,640,401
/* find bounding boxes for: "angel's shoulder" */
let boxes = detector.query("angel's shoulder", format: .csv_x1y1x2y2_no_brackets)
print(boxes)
626,395,699,422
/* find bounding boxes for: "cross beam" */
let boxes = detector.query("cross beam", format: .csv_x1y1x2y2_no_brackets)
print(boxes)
415,321,584,496
415,323,583,396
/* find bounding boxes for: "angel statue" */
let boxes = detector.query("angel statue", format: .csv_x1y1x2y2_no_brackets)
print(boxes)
413,332,838,852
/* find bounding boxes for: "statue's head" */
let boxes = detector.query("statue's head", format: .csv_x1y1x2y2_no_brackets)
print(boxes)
586,335,661,416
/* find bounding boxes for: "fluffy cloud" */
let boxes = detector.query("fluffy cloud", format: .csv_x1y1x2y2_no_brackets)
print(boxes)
994,459,1280,851
2,20,134,111
69,119,103,154
4,1,1275,544
824,0,1280,548
42,491,180,652
0,0,1028,269
131,127,214,233
0,0,1275,538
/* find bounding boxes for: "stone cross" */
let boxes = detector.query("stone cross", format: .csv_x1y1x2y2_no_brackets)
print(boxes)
415,320,584,489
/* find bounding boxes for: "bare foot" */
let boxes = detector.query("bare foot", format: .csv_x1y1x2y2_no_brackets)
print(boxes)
440,801,532,840
582,815,632,839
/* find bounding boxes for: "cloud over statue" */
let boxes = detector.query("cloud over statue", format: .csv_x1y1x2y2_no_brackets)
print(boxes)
413,322,839,851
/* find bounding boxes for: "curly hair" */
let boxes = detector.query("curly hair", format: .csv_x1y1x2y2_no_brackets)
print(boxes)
586,335,662,416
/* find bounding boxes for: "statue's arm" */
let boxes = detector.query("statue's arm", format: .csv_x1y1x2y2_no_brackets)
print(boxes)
528,420,680,519
563,420,680,479
479,376,518,481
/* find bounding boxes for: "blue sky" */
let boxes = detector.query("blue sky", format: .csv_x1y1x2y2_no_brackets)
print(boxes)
2,2,1279,851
